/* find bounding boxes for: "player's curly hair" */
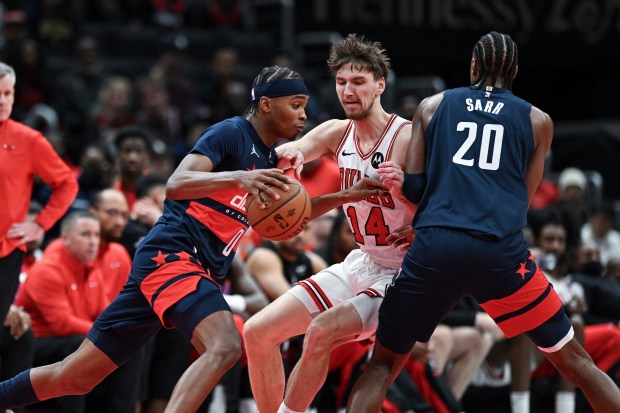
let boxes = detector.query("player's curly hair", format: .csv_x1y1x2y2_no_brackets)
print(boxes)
472,31,518,90
327,33,390,81
245,66,304,117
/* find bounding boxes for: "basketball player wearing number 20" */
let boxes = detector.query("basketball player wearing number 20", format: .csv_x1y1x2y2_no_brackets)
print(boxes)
244,34,418,413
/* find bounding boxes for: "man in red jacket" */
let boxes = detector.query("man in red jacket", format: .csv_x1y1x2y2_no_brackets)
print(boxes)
0,61,78,351
16,211,105,411
17,211,105,339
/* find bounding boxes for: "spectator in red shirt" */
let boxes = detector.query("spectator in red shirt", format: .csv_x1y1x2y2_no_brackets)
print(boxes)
17,212,104,339
16,211,104,411
0,61,78,363
113,127,152,211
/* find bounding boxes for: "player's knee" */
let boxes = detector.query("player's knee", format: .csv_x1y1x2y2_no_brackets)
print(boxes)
304,317,338,351
243,315,276,349
208,335,242,368
242,316,260,347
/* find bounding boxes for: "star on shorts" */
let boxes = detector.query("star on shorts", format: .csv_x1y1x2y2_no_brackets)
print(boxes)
151,250,169,266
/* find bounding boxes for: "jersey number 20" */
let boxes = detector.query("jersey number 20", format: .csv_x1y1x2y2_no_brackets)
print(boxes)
452,122,504,171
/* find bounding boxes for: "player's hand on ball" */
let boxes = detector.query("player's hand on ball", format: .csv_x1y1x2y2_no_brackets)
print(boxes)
240,169,292,208
276,147,305,180
346,178,387,202
377,161,404,196
386,224,415,252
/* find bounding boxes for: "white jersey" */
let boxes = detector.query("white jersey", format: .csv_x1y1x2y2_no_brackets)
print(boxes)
336,114,414,269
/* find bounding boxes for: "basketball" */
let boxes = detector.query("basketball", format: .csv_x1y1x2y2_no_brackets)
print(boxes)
245,179,312,241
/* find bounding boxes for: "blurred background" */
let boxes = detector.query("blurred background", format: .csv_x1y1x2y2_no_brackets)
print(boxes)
1,0,619,212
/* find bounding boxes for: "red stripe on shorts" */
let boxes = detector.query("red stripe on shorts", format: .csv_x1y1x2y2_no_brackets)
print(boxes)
153,276,202,327
480,269,563,338
140,260,218,326
358,287,382,298
297,279,333,312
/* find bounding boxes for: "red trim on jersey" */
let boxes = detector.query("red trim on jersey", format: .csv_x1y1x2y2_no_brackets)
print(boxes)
335,120,354,158
296,279,333,312
386,120,412,161
186,201,248,244
354,113,397,160
480,269,563,338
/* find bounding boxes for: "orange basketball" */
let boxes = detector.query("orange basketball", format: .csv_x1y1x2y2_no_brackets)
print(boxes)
245,179,312,241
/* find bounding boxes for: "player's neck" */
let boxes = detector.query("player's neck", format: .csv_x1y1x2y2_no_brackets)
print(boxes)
248,116,280,148
475,80,508,90
353,109,392,144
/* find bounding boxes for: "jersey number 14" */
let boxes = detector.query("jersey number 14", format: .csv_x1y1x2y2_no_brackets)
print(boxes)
452,122,504,171
346,206,389,246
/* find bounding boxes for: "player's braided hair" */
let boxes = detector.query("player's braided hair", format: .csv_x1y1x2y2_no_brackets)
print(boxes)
472,31,518,90
327,33,390,81
245,66,304,116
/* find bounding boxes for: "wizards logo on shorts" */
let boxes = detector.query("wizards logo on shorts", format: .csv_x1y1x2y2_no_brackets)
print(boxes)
371,152,384,169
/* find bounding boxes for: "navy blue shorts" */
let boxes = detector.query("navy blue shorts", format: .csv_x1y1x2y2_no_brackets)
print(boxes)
88,277,230,366
377,227,570,354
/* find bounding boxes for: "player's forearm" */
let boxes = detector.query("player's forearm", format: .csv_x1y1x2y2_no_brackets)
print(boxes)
166,171,243,200
310,191,356,219
278,137,327,165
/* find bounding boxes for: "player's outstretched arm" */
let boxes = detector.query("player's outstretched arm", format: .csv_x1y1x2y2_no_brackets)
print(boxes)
276,119,347,176
166,153,291,207
309,177,386,220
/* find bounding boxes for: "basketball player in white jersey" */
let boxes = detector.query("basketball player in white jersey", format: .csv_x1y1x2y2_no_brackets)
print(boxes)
244,34,416,413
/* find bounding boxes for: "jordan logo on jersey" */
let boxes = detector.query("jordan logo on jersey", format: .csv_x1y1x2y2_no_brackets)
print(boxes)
251,144,260,158
371,152,384,169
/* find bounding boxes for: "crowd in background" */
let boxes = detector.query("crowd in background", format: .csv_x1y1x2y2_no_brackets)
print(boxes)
1,1,620,412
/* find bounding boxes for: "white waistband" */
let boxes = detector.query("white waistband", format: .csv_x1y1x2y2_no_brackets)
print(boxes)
368,255,402,270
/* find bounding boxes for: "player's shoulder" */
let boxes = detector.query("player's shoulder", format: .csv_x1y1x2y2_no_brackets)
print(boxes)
529,104,554,139
208,117,246,135
414,91,446,127
529,105,552,124
420,91,446,112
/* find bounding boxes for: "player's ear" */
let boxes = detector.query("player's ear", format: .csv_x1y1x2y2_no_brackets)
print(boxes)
259,96,272,113
470,56,478,84
513,65,519,80
376,77,385,96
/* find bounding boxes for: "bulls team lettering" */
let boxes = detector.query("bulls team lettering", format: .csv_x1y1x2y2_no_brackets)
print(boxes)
339,167,395,209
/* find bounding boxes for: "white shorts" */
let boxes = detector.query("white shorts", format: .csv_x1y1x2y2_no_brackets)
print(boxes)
288,249,399,341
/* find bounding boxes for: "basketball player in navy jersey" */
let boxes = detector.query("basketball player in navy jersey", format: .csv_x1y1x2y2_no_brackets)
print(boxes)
347,32,620,412
0,66,381,413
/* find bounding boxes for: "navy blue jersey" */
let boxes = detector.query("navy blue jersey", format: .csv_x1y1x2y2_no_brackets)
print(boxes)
155,116,277,282
414,87,534,240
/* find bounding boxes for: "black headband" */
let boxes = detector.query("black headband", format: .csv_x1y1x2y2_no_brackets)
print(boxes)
251,79,309,102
